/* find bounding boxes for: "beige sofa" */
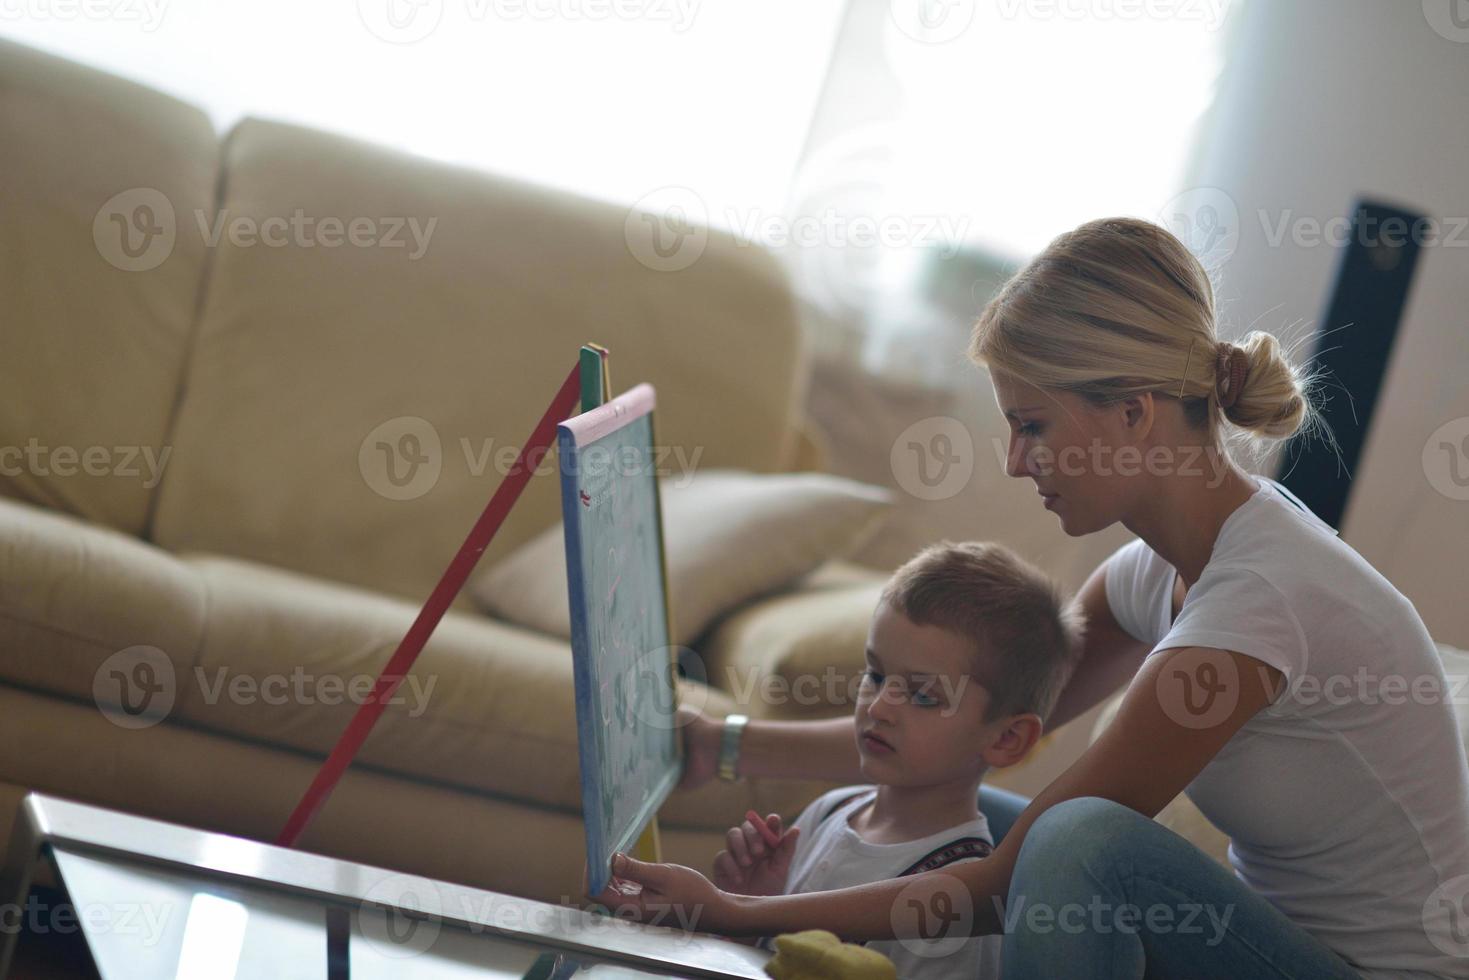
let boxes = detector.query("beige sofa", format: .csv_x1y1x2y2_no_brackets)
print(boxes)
0,38,903,902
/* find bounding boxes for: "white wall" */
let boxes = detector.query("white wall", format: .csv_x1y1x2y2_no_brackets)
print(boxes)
1190,0,1469,647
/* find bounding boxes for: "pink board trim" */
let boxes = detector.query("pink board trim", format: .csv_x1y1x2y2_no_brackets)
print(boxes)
560,383,656,448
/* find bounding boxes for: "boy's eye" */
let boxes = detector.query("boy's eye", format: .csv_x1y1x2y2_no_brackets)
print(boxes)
912,687,941,707
861,668,884,686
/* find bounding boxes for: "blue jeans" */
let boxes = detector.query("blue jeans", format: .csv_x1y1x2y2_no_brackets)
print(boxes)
976,792,1363,979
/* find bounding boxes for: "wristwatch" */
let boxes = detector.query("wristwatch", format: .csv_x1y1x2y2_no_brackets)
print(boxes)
717,713,749,782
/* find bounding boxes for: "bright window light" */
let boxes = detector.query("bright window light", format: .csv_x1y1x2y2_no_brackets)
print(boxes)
0,0,846,220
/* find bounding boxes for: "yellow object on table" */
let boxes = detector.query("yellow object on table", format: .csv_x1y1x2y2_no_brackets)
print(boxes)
763,930,897,980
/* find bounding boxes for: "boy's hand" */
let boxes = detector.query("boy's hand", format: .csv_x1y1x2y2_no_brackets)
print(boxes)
712,812,800,896
587,854,731,933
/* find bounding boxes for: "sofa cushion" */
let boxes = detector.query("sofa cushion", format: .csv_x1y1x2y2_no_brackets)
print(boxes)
151,117,810,608
0,40,218,536
0,496,206,710
697,570,887,721
471,470,892,647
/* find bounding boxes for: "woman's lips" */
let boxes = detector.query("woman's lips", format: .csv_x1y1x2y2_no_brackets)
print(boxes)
1039,489,1060,510
861,730,895,754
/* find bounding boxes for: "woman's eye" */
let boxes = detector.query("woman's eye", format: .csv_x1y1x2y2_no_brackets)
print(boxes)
1018,422,1042,437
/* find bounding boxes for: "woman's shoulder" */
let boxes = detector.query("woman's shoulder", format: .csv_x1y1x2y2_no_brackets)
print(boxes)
1210,478,1394,596
1194,479,1439,673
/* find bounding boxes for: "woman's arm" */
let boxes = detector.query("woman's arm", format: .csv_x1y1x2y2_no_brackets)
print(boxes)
677,707,862,789
616,646,1284,940
679,555,1144,787
675,558,1145,787
1045,557,1151,732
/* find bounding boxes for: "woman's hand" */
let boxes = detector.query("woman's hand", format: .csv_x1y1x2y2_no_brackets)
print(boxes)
677,703,723,789
588,853,737,934
713,813,800,896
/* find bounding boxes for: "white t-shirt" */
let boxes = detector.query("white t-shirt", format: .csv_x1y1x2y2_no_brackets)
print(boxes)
781,787,1004,980
1105,475,1469,979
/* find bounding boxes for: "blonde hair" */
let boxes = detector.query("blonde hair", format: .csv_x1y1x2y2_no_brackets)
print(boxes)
880,541,1083,725
969,217,1317,448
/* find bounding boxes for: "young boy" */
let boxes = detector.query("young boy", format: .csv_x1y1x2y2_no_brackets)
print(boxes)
711,541,1082,978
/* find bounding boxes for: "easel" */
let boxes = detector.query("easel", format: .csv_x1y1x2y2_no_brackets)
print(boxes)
577,343,665,868
278,344,668,874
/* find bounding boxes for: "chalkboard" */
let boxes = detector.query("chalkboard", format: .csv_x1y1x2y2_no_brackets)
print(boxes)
558,383,679,896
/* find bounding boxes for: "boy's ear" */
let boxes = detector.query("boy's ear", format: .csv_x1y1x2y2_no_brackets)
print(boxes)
982,713,1044,770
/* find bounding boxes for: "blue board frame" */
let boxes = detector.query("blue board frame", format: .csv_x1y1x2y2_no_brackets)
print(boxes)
558,383,679,897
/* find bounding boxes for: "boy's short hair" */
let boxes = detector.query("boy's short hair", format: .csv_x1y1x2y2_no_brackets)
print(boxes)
879,541,1083,725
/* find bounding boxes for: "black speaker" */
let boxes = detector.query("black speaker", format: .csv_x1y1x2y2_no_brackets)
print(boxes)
1276,200,1426,530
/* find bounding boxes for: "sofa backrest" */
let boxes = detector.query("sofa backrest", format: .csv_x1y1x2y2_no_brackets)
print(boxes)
0,39,218,536
148,118,810,606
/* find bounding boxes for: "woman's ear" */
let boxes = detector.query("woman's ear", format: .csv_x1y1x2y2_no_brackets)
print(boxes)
1117,392,1156,439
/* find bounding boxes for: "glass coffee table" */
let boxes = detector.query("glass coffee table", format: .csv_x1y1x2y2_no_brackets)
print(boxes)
0,794,770,979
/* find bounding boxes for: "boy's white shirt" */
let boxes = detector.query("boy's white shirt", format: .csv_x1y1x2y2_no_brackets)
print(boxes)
779,786,1003,980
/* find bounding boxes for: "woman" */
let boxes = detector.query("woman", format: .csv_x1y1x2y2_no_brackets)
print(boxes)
599,218,1469,979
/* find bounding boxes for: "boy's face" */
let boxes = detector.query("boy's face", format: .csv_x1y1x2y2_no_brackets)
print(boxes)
854,601,1007,788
